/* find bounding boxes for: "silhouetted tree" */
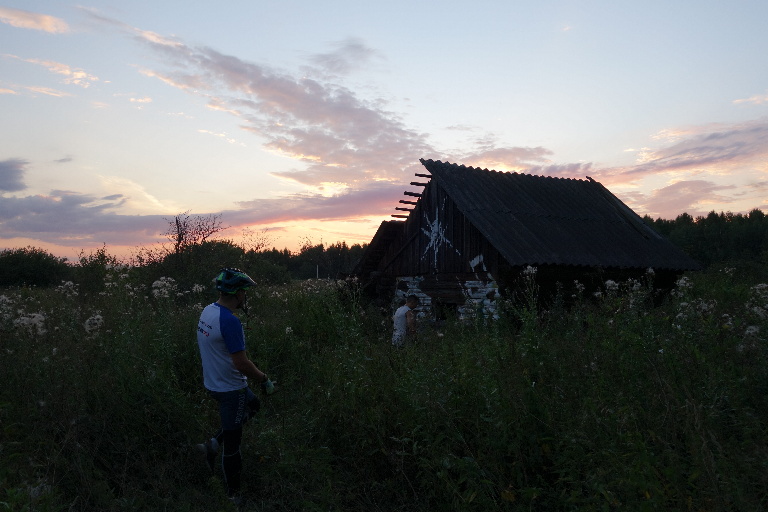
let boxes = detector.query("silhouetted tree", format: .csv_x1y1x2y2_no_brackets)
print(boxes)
0,247,69,287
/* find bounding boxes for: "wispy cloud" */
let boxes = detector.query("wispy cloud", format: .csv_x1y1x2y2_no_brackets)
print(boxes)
197,129,245,146
305,38,382,76
624,119,768,177
3,54,99,88
26,86,71,98
734,92,768,105
0,7,69,33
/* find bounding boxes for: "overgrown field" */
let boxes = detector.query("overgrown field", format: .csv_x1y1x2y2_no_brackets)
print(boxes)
1,265,767,511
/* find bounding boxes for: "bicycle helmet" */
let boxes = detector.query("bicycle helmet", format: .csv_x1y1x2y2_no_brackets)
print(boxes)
215,267,256,294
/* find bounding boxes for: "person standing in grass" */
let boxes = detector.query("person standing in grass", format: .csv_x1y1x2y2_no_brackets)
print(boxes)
392,294,419,347
196,267,276,505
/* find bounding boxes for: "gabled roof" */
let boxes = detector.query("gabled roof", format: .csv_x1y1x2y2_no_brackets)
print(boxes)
420,159,700,271
352,220,403,276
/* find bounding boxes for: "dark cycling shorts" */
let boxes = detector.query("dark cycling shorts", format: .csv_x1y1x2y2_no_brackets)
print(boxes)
209,387,259,431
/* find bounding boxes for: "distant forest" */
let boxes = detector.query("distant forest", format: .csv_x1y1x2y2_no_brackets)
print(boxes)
642,209,768,268
1,209,767,289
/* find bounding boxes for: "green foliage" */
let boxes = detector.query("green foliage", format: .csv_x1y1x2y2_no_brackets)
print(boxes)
644,208,768,268
2,252,767,510
0,246,69,287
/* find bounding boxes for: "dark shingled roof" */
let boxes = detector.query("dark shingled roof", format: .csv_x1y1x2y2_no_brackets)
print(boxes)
420,159,701,271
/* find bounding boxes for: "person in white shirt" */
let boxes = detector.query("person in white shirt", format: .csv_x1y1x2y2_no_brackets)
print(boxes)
196,267,276,505
392,295,419,347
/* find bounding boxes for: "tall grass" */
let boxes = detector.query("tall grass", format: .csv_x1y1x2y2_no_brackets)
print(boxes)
1,265,766,510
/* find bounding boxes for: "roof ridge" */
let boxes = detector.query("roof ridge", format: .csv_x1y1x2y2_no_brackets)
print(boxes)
421,158,589,182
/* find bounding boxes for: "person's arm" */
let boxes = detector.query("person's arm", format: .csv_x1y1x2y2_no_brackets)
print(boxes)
230,350,268,382
406,310,417,335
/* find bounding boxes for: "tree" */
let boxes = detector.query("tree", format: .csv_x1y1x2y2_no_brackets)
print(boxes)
0,246,70,287
164,211,228,258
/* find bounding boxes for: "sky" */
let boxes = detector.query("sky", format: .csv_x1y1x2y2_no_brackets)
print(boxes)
1,0,767,261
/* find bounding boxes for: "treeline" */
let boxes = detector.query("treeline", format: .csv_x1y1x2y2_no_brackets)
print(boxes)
0,239,365,289
643,208,768,267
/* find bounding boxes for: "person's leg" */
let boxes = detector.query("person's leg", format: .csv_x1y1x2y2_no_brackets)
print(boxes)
216,388,257,497
221,427,243,497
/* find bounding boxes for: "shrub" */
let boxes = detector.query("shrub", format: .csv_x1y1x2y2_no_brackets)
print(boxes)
0,246,70,287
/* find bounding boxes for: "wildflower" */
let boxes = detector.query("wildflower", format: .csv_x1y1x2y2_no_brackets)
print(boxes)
85,314,104,333
522,265,537,276
646,267,655,275
55,281,79,297
151,277,178,298
191,284,205,294
604,280,619,292
14,313,47,335
285,326,293,335
744,325,760,337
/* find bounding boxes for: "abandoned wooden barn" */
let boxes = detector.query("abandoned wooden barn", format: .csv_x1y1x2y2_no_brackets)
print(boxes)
353,159,701,319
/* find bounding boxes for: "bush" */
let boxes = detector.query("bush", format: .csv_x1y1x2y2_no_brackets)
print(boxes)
0,246,70,287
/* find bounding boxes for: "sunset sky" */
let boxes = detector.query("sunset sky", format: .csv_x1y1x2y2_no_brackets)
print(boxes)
1,1,767,261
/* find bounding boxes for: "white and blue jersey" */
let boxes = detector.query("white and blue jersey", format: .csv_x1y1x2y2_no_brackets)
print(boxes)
197,303,248,392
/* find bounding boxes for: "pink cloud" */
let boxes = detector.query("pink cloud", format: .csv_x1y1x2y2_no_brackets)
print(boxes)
0,7,69,33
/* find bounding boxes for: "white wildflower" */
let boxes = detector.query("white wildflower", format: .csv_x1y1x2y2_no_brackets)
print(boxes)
84,314,104,333
55,281,79,297
151,277,178,298
285,326,293,335
14,313,46,335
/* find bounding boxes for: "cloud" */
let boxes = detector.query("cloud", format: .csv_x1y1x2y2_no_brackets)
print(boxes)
625,119,768,177
734,92,768,105
0,88,18,95
0,190,165,246
3,54,99,88
25,86,71,98
0,7,69,33
456,146,554,171
229,182,405,226
0,159,28,192
635,180,736,218
122,28,434,188
306,38,380,76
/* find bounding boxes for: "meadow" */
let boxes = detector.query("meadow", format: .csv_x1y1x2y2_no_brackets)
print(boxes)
1,262,767,511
